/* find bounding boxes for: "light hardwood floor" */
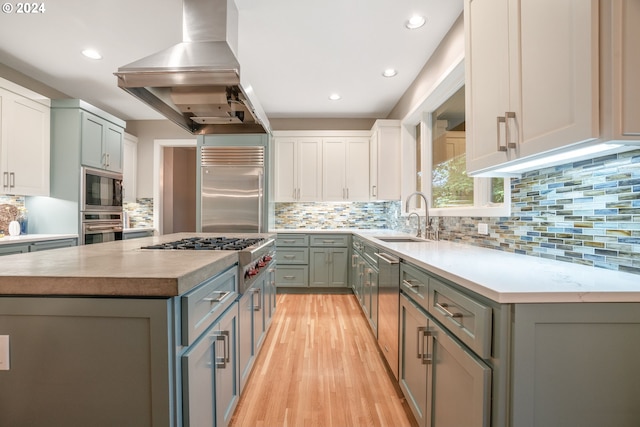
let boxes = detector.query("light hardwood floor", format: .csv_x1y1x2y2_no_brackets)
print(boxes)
230,293,415,427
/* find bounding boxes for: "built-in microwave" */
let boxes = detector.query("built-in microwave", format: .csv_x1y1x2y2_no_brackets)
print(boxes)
81,167,123,212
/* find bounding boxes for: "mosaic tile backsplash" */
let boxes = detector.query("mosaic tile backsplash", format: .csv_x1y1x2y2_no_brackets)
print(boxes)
274,149,640,275
123,198,154,228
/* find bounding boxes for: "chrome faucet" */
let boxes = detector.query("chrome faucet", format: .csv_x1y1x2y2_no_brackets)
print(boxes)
405,191,433,240
407,212,422,237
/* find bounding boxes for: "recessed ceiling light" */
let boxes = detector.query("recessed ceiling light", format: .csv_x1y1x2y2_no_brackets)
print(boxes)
382,69,398,78
406,15,426,30
81,49,102,60
329,93,341,101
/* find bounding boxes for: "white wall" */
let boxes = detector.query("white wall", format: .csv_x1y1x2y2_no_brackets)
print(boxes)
124,120,195,198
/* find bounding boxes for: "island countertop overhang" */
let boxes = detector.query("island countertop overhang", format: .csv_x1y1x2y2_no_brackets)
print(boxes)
0,233,253,297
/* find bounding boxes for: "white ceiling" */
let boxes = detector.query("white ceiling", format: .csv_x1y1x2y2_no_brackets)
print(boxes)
0,0,463,122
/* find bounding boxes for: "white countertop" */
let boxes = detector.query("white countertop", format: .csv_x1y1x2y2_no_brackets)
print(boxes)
273,228,640,304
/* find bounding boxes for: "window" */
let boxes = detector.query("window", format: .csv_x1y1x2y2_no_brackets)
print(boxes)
405,74,510,217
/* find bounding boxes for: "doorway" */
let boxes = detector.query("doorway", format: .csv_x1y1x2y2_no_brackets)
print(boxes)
153,139,197,235
162,146,196,233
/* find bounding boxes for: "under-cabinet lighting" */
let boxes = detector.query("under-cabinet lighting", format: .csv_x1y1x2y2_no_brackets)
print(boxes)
495,143,624,173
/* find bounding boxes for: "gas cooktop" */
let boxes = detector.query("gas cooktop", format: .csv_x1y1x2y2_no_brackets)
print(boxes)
141,237,265,251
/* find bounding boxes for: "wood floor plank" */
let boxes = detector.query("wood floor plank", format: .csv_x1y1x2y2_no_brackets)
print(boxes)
230,293,415,427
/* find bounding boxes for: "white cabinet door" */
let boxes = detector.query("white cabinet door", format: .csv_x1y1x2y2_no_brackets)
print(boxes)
297,138,322,201
345,138,370,201
322,137,369,201
369,120,400,201
274,138,296,202
322,138,347,201
273,137,322,202
465,0,599,175
0,88,50,196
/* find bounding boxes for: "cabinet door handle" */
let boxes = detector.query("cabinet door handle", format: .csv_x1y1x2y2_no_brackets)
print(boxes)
9,172,15,188
372,185,377,198
253,288,262,311
417,326,432,365
435,301,463,319
496,116,507,152
346,188,349,199
504,111,517,150
351,254,357,267
2,172,8,188
212,330,230,368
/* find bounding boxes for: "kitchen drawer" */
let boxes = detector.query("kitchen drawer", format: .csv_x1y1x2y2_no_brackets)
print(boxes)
400,262,429,309
29,238,77,252
309,234,348,247
276,234,308,247
429,278,492,359
363,244,378,268
277,248,308,265
181,266,237,346
276,266,309,287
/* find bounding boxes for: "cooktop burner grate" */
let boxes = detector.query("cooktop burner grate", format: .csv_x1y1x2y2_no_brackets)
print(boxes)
141,237,265,251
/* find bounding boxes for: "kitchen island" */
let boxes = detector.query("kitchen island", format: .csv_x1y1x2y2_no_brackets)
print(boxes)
0,233,272,427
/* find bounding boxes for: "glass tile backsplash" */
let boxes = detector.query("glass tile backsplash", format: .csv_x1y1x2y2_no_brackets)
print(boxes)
274,149,640,274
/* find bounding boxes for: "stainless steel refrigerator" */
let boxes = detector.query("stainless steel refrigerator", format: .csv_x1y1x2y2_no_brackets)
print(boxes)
200,146,264,233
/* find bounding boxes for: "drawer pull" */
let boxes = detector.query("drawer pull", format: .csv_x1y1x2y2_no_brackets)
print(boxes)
283,255,296,259
204,291,231,304
322,240,336,243
283,275,296,279
282,239,296,243
436,302,463,319
402,279,422,289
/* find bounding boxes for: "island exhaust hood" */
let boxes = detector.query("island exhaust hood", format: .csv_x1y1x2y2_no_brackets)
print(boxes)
115,0,270,134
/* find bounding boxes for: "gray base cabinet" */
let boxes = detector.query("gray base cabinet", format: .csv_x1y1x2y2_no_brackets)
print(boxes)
0,297,173,427
276,234,309,288
511,303,640,427
0,237,77,256
182,303,239,427
309,247,349,287
400,293,491,427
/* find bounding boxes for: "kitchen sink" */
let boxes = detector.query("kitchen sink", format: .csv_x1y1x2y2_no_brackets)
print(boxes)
374,236,426,243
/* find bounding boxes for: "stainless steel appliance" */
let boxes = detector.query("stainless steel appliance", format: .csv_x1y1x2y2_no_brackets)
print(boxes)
141,236,275,294
200,146,264,233
375,251,400,380
81,212,123,245
115,0,270,135
81,167,123,212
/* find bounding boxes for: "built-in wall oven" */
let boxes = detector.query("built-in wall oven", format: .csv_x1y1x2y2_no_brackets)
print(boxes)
81,212,123,245
81,167,124,244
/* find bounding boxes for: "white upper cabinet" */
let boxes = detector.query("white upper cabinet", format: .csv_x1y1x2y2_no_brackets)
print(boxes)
600,0,640,141
273,137,322,202
465,0,600,175
370,120,401,201
123,133,138,203
322,137,370,201
0,80,50,196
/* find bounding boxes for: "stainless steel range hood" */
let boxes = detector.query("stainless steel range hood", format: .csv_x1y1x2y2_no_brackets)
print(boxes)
115,0,270,134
